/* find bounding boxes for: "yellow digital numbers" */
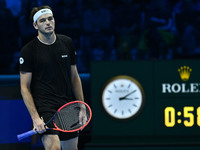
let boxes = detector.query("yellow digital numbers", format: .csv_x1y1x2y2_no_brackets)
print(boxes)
164,106,196,127
165,107,175,127
183,107,194,127
197,107,200,127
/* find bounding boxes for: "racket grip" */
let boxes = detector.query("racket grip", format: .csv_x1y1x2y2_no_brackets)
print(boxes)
17,130,36,141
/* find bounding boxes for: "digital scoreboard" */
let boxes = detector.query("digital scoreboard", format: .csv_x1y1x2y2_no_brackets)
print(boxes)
89,60,200,148
154,60,200,136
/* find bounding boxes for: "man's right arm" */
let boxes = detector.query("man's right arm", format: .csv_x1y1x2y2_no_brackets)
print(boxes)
20,72,46,133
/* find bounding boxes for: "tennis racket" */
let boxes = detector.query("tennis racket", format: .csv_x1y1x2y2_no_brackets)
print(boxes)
17,100,92,141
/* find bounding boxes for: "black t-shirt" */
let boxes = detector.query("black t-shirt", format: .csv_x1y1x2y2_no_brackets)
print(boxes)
19,34,77,114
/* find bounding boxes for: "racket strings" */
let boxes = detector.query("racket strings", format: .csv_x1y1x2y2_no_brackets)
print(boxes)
57,112,69,130
54,103,90,131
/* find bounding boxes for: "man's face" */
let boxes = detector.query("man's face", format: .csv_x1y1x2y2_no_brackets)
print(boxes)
34,14,55,35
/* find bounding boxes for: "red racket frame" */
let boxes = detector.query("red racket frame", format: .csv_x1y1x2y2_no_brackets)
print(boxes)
53,100,92,132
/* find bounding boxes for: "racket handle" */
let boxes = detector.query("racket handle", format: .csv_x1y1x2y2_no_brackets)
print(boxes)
17,130,36,141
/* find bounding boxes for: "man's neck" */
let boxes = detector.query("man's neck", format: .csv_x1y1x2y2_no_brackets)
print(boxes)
37,32,56,45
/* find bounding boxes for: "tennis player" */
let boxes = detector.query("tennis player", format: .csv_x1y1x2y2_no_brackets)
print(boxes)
19,5,84,150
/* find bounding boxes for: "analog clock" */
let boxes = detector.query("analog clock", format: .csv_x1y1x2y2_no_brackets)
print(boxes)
101,75,145,120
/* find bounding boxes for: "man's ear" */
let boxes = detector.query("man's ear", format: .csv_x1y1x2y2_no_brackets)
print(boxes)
33,22,38,30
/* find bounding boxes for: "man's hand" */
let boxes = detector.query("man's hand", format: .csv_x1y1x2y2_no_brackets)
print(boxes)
79,107,87,127
33,117,46,134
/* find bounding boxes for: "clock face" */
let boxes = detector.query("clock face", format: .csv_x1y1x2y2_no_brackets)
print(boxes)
101,75,145,120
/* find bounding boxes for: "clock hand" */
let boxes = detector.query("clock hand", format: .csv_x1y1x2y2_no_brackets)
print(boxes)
122,98,133,100
119,90,136,100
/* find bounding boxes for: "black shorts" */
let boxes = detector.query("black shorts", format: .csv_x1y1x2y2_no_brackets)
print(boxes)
40,112,79,141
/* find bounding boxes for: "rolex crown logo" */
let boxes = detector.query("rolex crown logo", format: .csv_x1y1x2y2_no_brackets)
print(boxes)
178,66,192,81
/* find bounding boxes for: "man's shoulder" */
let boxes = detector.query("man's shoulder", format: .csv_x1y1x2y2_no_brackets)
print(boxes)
21,38,37,52
57,34,72,42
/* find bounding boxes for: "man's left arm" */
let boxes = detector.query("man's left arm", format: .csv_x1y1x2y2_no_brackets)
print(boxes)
71,65,84,102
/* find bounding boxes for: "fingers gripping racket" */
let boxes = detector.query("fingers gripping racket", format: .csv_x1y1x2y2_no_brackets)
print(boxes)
17,101,92,141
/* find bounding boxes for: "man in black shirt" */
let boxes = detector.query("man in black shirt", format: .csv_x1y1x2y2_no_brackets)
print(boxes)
19,5,84,150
